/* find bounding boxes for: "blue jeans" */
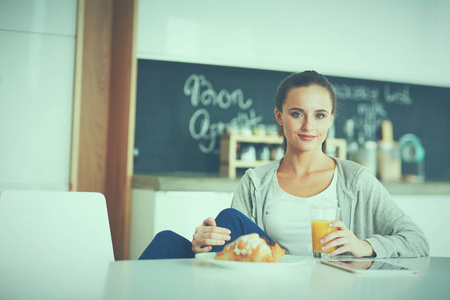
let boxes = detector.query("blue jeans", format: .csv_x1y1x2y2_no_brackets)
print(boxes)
139,208,272,260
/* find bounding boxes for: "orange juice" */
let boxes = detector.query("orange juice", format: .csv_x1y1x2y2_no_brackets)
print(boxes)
311,220,338,253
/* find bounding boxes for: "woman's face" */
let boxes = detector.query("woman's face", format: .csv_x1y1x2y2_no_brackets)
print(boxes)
275,85,334,153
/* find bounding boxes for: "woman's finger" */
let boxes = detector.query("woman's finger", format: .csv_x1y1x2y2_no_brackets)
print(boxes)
200,226,231,235
203,217,216,226
322,236,348,251
329,220,347,230
193,225,230,242
192,231,229,245
194,227,231,242
201,238,227,247
192,238,226,253
320,229,346,244
326,244,349,257
199,232,231,242
193,245,212,253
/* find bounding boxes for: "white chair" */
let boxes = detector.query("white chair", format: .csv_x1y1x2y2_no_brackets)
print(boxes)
0,190,114,263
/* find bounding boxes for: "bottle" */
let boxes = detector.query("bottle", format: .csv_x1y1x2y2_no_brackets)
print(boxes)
377,120,401,182
326,122,337,157
356,141,378,177
398,134,425,183
343,119,358,161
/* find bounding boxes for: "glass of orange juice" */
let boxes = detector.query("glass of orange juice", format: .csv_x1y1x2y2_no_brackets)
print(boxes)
310,206,341,258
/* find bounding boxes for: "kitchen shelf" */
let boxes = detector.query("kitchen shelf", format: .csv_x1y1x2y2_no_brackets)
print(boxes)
219,133,283,179
326,138,347,160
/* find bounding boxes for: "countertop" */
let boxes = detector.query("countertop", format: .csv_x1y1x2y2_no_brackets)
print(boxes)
132,174,450,195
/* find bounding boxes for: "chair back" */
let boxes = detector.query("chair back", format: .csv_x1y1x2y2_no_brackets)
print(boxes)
0,190,114,263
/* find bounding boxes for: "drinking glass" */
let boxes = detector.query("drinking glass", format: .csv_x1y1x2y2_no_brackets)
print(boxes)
310,206,341,258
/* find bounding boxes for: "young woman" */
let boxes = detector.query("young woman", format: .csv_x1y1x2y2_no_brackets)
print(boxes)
140,71,429,260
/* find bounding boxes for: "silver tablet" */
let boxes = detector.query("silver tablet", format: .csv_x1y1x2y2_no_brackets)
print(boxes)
320,260,419,275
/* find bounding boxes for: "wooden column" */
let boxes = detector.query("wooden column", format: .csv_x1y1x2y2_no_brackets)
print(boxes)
105,0,138,261
71,0,138,260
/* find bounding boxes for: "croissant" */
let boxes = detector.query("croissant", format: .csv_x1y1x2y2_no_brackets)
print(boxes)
215,233,285,263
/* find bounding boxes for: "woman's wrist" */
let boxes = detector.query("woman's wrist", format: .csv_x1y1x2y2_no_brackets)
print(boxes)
362,240,375,257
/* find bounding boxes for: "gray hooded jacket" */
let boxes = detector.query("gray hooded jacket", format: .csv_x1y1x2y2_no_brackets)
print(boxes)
231,158,429,258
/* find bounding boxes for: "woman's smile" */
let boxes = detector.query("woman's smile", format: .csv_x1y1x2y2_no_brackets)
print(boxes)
298,134,317,141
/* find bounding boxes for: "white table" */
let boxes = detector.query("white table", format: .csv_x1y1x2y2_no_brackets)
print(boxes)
1,256,449,300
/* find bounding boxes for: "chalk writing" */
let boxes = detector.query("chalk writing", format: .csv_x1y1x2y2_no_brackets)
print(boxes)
352,102,388,141
184,74,253,110
333,82,413,106
384,85,413,105
334,81,412,141
333,83,379,102
185,74,263,154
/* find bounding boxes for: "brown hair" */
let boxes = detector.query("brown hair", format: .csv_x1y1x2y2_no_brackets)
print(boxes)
275,70,337,153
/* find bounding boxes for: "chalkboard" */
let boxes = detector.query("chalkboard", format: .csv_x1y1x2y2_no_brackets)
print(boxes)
134,59,450,180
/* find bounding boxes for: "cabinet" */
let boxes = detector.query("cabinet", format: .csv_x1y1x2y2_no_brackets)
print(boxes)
219,134,348,179
219,134,283,179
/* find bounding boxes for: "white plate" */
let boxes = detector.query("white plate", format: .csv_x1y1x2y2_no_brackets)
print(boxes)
195,253,306,269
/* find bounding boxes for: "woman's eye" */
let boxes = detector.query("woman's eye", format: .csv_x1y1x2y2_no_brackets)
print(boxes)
316,114,325,119
292,112,302,118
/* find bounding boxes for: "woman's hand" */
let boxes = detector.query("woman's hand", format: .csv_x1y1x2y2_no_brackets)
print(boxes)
321,221,375,258
191,217,231,254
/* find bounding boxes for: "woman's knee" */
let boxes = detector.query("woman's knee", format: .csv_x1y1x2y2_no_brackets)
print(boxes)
216,208,244,219
215,208,250,226
153,230,180,242
140,230,193,260
150,230,191,251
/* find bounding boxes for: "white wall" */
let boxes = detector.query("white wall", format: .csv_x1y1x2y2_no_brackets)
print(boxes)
0,0,77,190
392,195,450,257
137,0,450,88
